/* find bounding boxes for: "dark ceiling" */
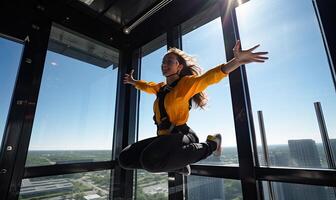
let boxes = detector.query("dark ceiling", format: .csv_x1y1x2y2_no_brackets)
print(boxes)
0,0,222,50
76,0,162,26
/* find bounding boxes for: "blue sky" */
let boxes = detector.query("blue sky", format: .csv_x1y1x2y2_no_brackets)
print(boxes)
1,0,335,152
0,39,23,150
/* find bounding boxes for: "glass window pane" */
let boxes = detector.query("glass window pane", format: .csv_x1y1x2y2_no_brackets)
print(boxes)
137,39,168,200
136,170,168,200
262,181,335,200
138,45,167,141
25,26,118,167
236,0,336,168
188,176,242,200
182,17,239,165
0,37,23,149
19,170,111,199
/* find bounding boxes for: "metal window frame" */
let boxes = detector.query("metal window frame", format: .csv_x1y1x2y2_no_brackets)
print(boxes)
313,0,336,91
111,47,140,200
220,1,262,199
166,25,185,200
0,13,52,200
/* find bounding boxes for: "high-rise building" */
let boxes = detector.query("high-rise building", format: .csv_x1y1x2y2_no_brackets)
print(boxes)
268,150,290,200
286,139,328,200
330,139,336,161
266,140,335,200
188,155,225,200
288,139,321,168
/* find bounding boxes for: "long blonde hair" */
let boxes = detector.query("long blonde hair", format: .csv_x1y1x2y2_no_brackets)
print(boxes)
166,47,208,109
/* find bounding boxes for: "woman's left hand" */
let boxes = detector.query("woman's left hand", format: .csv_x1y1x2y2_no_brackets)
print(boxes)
233,40,268,65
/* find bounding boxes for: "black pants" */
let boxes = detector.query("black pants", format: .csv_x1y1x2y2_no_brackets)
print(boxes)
118,126,216,173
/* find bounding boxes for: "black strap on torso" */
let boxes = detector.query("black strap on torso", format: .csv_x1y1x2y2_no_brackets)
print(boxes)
153,78,192,134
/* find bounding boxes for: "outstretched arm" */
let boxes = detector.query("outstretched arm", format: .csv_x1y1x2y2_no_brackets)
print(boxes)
221,40,268,74
123,69,162,94
183,41,268,97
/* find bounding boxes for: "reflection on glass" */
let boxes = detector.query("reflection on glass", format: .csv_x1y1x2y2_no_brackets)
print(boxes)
25,50,118,166
188,176,242,200
236,0,336,168
137,45,168,199
262,181,335,200
19,170,111,200
0,37,23,149
182,17,238,165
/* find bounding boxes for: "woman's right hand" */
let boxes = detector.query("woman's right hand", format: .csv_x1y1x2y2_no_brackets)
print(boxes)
123,69,136,85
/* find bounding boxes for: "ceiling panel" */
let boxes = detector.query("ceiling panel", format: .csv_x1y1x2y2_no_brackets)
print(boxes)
76,0,161,25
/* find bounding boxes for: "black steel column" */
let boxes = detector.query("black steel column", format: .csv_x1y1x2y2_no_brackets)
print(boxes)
220,2,261,200
111,47,140,200
0,13,51,200
167,25,182,50
166,25,184,200
313,0,336,90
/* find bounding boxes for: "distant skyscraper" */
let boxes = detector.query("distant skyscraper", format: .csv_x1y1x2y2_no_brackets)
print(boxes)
288,139,321,168
269,151,290,166
268,150,290,200
330,139,336,161
286,139,328,200
188,155,225,200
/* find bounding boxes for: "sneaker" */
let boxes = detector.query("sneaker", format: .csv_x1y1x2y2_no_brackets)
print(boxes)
175,165,191,176
206,133,222,156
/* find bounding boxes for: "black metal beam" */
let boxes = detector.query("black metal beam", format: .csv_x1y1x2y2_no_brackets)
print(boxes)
191,165,240,180
111,47,140,200
314,0,336,90
166,25,184,200
256,167,336,187
24,161,115,178
220,1,261,199
167,25,182,50
0,9,51,200
111,49,132,200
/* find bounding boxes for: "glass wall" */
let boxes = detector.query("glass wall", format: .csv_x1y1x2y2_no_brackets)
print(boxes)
136,38,168,199
182,17,238,165
262,181,335,200
19,170,111,200
136,169,168,200
0,37,23,150
236,0,336,168
25,26,119,167
138,45,167,141
187,176,242,200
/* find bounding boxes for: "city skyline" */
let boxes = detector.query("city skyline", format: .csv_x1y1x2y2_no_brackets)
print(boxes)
20,137,336,199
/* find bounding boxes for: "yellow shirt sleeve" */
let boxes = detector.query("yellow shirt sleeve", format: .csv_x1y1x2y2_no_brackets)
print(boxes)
134,80,164,94
183,64,228,98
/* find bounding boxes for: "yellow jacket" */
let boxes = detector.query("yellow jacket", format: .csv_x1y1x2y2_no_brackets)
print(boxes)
134,64,228,135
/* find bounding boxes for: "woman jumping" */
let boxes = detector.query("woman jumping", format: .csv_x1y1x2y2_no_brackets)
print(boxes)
118,40,268,175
